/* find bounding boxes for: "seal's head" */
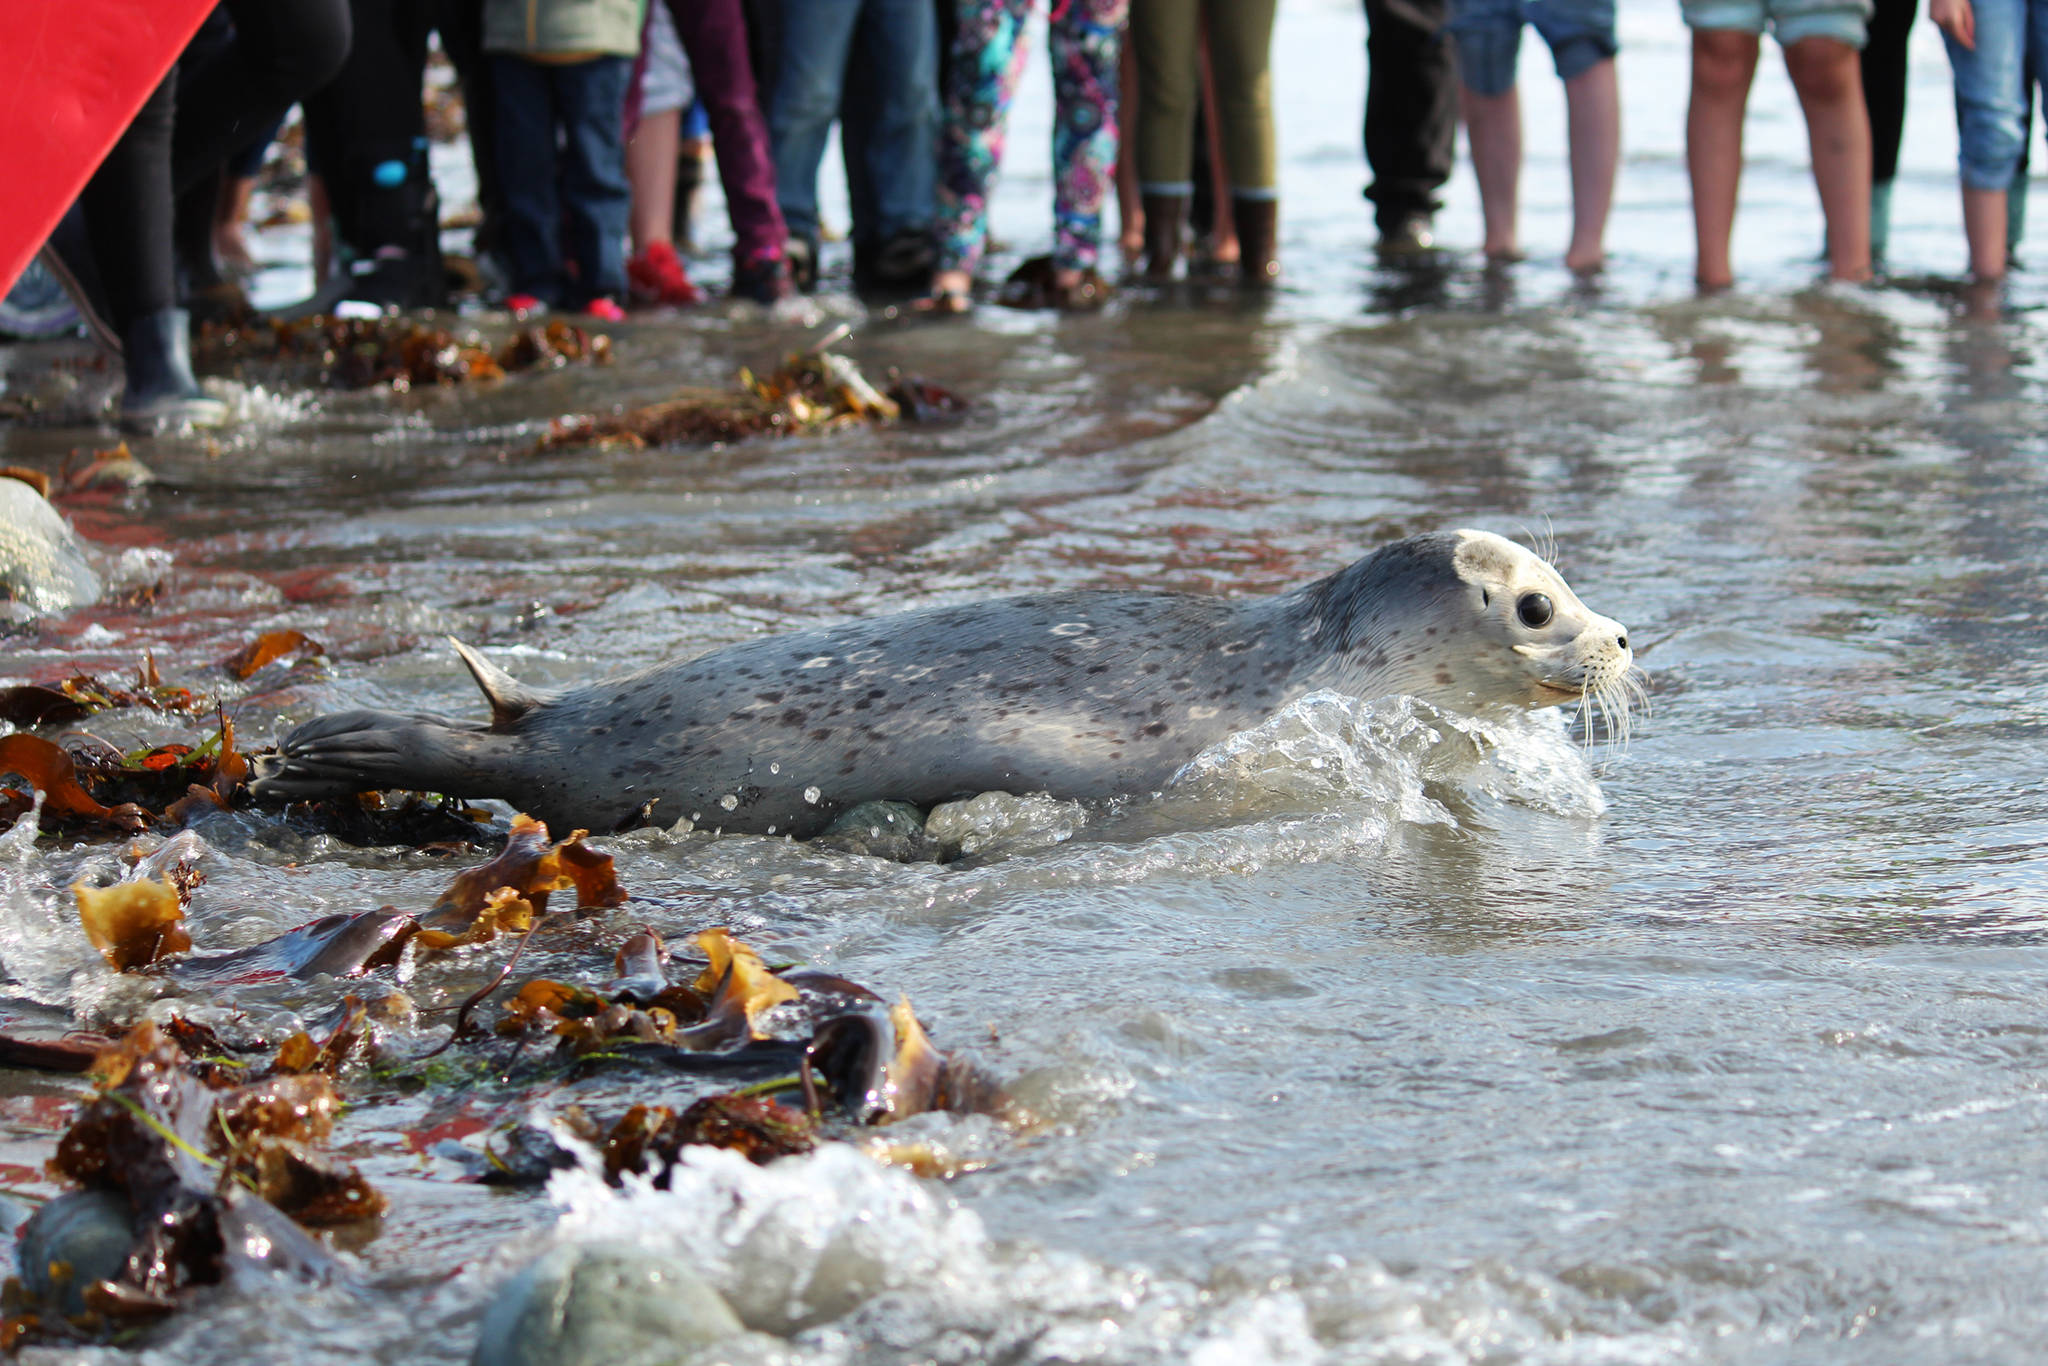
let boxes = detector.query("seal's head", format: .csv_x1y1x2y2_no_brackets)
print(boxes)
1323,529,1641,733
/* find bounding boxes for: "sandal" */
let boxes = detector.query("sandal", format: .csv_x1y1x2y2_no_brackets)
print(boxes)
912,280,973,316
1055,269,1110,312
995,256,1112,312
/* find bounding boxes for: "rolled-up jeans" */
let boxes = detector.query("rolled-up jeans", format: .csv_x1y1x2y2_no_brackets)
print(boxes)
1943,0,2048,188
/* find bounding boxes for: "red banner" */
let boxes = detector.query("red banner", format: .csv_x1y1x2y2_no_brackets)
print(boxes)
0,0,217,298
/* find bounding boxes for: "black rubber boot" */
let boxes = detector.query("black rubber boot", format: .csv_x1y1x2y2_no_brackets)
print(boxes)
1232,197,1281,288
1141,193,1187,282
121,306,228,433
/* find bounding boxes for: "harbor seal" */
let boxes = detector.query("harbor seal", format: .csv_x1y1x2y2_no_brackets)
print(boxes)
251,530,1636,838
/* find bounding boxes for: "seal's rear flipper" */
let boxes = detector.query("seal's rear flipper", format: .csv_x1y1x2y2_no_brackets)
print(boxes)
450,638,553,729
250,709,503,805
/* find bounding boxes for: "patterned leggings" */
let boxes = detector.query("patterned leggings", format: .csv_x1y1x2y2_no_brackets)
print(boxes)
935,0,1128,276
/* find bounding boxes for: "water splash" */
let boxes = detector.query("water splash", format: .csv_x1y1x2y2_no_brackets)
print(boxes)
0,792,108,1007
1167,691,1606,824
926,792,1087,858
530,1144,1687,1365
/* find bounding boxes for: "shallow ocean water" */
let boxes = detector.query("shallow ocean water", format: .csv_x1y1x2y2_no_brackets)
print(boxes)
6,0,2048,1362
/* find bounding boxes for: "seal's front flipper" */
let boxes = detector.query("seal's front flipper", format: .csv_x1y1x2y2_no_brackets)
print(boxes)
250,709,506,805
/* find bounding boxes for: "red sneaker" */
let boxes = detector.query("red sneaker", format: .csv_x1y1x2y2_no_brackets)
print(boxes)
584,296,627,323
627,241,702,307
504,293,546,316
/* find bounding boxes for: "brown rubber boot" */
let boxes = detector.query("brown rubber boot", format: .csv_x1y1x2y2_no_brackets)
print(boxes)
1233,197,1281,288
1140,194,1187,281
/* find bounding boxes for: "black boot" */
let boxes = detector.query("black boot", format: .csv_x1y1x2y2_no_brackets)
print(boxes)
121,307,228,433
1233,197,1281,288
1141,193,1187,281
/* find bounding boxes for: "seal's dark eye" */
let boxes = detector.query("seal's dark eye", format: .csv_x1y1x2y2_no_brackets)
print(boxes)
1516,592,1554,628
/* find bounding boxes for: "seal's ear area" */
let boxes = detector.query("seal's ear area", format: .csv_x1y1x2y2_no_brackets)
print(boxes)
450,638,552,729
1448,528,1537,588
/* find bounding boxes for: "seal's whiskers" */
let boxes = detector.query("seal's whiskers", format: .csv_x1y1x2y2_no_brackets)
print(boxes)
1578,663,1649,750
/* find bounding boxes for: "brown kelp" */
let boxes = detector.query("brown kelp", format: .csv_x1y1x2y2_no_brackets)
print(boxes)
537,345,961,452
194,315,611,392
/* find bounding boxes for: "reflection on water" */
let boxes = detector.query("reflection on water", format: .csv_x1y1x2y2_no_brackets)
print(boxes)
7,0,2048,1360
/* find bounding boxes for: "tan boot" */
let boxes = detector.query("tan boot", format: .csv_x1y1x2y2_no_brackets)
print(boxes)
1233,197,1281,288
1140,194,1187,281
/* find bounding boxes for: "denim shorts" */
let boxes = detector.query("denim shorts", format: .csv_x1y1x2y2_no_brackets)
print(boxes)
1944,0,2048,187
1680,0,1872,47
1447,0,1618,95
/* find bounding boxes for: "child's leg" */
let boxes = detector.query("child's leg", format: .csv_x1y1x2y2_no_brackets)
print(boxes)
492,54,563,304
1533,0,1619,269
557,56,634,306
1447,0,1527,257
1129,0,1199,276
1046,0,1129,282
1964,183,2012,277
931,0,1038,291
1563,58,1620,270
1783,35,1872,281
628,108,682,255
1860,0,1917,257
1202,0,1279,277
1464,86,1524,257
1943,0,2028,277
1116,44,1146,259
1687,27,1761,288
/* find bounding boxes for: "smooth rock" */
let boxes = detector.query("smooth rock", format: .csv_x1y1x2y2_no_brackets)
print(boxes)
814,800,939,863
471,1240,747,1366
0,476,100,617
17,1189,132,1317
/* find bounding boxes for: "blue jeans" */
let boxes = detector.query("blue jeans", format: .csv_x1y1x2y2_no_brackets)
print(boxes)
768,0,939,247
1945,0,2048,187
491,54,632,306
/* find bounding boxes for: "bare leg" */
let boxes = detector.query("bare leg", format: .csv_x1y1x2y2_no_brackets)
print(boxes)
1563,58,1619,272
309,171,334,286
1963,184,2009,279
1462,85,1523,258
1784,34,1871,281
1197,25,1239,264
1117,43,1143,260
1687,28,1759,289
628,107,682,253
214,175,258,271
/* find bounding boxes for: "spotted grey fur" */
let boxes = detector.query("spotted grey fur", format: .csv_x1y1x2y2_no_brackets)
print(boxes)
250,530,1634,837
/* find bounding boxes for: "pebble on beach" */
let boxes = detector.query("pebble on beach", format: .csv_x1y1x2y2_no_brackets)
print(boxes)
469,1240,756,1366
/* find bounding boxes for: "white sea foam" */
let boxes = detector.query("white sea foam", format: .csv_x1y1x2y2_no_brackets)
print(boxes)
526,1144,1688,1366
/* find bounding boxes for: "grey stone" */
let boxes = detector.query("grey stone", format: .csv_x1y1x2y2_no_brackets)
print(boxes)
815,800,940,863
0,477,100,618
471,1240,746,1366
17,1189,133,1318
